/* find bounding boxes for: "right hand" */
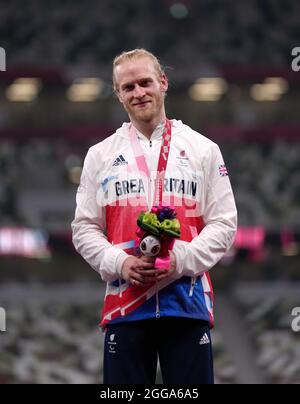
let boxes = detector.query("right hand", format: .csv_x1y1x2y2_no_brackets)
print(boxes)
121,256,160,287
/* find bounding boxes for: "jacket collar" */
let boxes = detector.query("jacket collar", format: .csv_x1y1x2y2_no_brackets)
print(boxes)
116,119,184,140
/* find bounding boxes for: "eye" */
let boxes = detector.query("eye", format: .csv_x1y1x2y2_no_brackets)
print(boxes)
124,85,134,92
140,79,151,87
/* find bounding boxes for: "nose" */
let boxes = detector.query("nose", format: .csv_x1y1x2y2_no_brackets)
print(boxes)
133,85,146,98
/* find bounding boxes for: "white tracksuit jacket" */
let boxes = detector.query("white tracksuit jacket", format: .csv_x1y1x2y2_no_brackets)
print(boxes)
72,119,237,328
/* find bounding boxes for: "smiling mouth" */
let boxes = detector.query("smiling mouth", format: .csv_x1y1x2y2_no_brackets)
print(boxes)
132,101,151,107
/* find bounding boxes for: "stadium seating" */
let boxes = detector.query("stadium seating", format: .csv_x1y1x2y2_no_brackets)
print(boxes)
1,0,299,71
234,283,300,384
0,283,238,384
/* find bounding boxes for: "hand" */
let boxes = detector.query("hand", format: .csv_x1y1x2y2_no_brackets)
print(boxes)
121,256,159,287
139,251,177,282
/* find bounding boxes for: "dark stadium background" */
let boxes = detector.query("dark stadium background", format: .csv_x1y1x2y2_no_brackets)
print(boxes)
0,0,299,384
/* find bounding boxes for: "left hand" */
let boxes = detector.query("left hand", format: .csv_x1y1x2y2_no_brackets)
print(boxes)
138,251,177,282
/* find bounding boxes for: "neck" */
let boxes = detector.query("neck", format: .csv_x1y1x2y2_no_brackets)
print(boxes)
131,112,166,139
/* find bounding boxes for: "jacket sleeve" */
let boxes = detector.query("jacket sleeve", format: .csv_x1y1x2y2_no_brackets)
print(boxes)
71,148,129,282
172,142,237,277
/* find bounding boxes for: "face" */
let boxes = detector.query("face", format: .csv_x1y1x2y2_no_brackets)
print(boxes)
114,57,168,124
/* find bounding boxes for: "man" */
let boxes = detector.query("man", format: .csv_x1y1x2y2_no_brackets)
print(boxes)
72,49,237,384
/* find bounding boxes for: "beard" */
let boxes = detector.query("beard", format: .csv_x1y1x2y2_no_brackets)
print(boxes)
127,96,164,123
133,107,155,122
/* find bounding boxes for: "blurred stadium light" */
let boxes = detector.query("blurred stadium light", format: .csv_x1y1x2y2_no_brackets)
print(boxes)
189,78,228,101
0,227,50,259
169,2,189,19
67,78,103,102
251,77,289,101
6,78,42,102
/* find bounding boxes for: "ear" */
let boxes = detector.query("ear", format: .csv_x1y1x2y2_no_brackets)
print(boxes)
160,74,168,93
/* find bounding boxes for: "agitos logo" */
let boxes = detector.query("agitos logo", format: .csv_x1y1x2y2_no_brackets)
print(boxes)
291,47,300,72
0,47,6,71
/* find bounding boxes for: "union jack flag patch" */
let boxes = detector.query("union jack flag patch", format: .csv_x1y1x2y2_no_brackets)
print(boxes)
219,164,228,177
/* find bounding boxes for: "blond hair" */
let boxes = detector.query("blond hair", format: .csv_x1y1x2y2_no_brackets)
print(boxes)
113,48,165,92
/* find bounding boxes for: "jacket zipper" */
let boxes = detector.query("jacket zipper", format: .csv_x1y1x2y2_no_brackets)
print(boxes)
189,277,197,297
151,138,158,316
119,278,123,299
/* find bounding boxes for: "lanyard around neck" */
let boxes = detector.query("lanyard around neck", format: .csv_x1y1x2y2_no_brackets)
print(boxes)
129,119,172,206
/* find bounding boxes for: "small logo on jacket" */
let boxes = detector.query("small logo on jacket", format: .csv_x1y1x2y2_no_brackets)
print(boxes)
219,164,228,177
108,333,117,353
101,176,118,192
177,150,189,167
199,333,210,345
113,155,128,167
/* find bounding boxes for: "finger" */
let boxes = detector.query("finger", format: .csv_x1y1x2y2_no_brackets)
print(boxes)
136,269,168,276
156,268,175,281
132,272,152,285
132,278,152,287
135,267,156,274
131,278,143,287
131,278,142,287
135,262,154,269
136,268,155,274
156,273,170,281
140,255,156,264
141,262,155,268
